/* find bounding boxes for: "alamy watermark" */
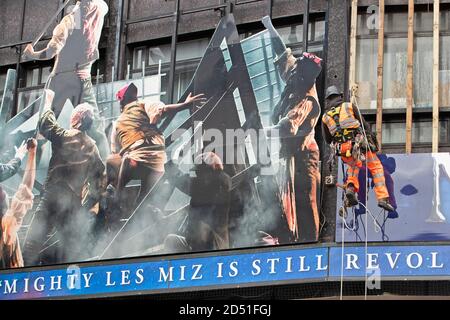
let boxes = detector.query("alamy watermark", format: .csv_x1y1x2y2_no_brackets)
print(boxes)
366,5,380,31
168,122,282,175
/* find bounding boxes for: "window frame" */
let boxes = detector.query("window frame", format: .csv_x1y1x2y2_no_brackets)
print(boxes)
356,5,450,151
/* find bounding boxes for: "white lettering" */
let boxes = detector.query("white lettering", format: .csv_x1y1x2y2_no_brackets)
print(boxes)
267,258,279,274
252,259,261,276
406,253,423,269
192,265,203,280
50,276,62,291
106,271,116,286
299,256,310,272
316,255,328,271
121,270,131,285
4,279,17,294
431,252,444,268
367,253,379,269
285,257,293,273
346,254,360,270
385,252,401,269
83,273,93,288
24,278,30,293
217,263,224,278
34,277,45,292
229,261,238,277
136,269,144,284
179,265,186,281
158,267,174,283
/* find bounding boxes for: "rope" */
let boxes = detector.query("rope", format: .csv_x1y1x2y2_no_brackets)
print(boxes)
352,93,370,300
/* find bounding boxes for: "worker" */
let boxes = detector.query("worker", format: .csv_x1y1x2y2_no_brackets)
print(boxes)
321,85,394,212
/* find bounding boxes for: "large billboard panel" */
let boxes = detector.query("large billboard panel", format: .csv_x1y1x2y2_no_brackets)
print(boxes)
0,9,323,271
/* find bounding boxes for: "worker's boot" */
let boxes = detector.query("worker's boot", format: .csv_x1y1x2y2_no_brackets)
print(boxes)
345,183,359,207
378,198,395,212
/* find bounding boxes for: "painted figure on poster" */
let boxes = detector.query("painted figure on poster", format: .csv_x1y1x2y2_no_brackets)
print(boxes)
262,16,322,242
164,152,232,252
322,85,394,212
0,143,27,184
108,83,206,209
23,0,110,160
24,90,105,265
0,139,37,268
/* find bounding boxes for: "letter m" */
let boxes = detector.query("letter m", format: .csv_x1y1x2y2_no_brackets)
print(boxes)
158,267,174,283
4,279,17,294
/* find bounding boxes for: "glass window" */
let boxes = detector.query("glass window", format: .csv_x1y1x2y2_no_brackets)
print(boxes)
0,72,7,92
383,37,408,109
357,12,408,36
414,36,433,108
25,66,50,88
277,21,324,45
441,10,450,32
148,46,170,65
355,38,377,109
176,38,210,62
41,66,51,83
440,36,450,108
373,120,447,144
278,24,303,45
133,48,144,70
132,38,210,72
26,68,40,87
312,20,325,42
385,12,408,33
414,11,433,32
174,69,195,101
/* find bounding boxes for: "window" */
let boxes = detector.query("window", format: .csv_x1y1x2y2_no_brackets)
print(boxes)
382,37,407,109
130,38,210,103
131,38,210,74
0,72,7,101
371,120,448,145
355,38,377,109
133,47,145,70
356,10,449,110
441,35,450,108
414,36,432,108
25,66,51,88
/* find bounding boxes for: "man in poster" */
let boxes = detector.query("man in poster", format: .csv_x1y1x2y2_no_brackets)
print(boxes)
262,16,322,242
24,90,105,266
23,0,110,160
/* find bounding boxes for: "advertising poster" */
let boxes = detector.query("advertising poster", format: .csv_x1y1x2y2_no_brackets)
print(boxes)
0,7,323,270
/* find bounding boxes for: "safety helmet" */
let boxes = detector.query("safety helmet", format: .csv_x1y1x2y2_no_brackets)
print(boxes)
325,85,343,100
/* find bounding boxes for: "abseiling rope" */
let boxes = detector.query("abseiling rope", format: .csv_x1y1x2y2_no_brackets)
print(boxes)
352,93,370,300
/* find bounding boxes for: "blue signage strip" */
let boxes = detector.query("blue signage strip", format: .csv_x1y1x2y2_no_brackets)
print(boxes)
0,247,328,300
329,245,450,278
4,245,450,299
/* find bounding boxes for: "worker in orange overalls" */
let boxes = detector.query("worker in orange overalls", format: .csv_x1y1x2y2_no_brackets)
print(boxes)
321,86,394,212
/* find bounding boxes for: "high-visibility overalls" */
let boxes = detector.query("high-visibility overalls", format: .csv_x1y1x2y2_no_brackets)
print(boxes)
322,103,389,200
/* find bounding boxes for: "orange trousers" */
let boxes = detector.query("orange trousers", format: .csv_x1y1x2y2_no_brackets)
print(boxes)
341,150,389,200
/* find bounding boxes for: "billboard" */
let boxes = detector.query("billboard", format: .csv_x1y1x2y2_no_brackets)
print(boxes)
0,8,323,271
336,153,450,242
